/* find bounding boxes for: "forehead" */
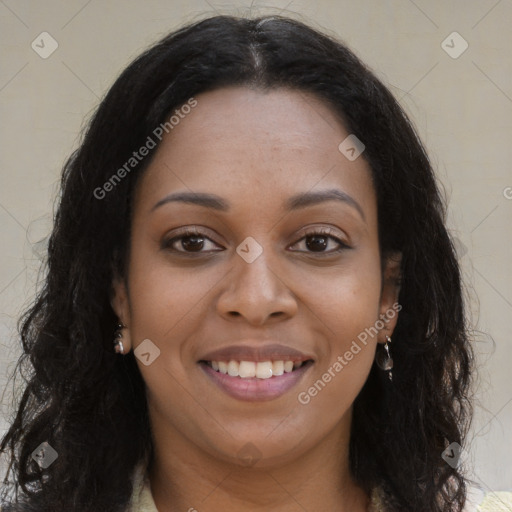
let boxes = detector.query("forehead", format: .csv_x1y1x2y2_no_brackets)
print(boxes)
135,86,375,219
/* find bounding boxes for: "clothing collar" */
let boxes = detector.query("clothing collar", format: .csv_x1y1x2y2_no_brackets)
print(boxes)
128,459,388,512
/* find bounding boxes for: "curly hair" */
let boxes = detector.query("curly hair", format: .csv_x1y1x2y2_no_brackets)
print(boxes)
0,14,474,512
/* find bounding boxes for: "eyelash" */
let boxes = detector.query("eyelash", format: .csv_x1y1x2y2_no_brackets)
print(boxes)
162,226,350,256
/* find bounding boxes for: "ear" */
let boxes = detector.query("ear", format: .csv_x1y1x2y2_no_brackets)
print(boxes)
111,274,132,352
377,251,402,343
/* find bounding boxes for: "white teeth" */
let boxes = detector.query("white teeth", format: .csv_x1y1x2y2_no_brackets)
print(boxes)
256,361,273,379
273,360,284,376
227,360,239,377
238,361,256,378
208,359,308,378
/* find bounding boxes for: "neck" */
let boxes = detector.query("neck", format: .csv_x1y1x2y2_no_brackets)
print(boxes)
147,410,370,512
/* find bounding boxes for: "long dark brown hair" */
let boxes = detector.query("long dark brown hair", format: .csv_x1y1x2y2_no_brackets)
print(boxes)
1,14,474,512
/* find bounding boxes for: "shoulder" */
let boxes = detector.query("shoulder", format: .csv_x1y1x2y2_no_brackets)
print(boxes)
369,485,512,512
475,490,512,511
128,459,159,512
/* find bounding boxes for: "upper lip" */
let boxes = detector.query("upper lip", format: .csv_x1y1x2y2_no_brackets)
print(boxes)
199,343,315,363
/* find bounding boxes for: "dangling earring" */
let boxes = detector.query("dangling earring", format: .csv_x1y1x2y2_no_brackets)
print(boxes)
113,322,125,354
376,335,393,381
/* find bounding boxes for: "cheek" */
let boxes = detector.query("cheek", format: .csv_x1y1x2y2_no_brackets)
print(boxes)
293,251,383,337
126,242,221,346
294,281,380,428
293,250,382,397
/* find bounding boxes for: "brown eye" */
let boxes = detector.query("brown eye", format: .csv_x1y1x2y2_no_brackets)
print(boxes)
178,234,205,252
305,234,330,252
162,228,223,254
290,228,349,255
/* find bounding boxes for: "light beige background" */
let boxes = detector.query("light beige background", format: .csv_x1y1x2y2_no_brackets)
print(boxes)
1,0,511,507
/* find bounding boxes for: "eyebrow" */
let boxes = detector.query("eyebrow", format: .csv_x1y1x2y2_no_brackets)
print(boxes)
151,188,365,221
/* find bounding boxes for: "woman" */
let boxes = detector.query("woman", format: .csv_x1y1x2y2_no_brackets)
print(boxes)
1,13,506,512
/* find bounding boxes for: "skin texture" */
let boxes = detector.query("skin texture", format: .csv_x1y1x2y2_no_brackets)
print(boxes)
112,86,401,512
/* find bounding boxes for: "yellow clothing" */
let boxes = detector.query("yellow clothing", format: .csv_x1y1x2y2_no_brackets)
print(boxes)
129,462,158,512
128,462,512,511
475,491,512,511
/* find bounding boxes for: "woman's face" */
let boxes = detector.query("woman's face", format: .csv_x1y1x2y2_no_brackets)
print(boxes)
113,86,400,469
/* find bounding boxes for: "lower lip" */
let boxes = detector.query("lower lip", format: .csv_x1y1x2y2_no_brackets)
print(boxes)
199,361,313,402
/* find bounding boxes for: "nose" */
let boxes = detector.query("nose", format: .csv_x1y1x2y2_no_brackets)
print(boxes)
216,247,298,326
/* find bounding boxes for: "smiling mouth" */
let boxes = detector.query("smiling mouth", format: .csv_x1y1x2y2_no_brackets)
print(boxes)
199,359,314,379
